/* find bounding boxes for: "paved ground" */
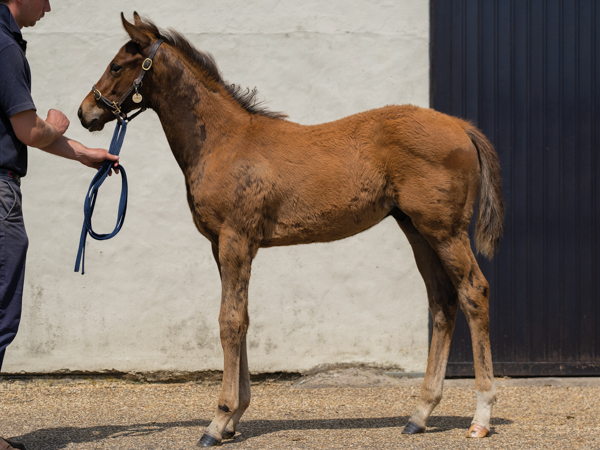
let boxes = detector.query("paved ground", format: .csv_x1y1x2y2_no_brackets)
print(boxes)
1,368,600,449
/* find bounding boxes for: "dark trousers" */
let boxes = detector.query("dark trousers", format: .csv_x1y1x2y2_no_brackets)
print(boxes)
0,175,28,371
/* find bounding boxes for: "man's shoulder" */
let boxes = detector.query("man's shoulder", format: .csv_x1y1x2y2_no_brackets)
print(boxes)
0,37,31,93
0,38,25,64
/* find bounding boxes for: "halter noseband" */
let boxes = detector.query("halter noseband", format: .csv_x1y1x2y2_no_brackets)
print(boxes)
92,39,163,123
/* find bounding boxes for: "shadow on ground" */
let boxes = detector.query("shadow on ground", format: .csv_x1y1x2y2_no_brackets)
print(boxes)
11,416,513,449
224,415,512,445
9,420,208,450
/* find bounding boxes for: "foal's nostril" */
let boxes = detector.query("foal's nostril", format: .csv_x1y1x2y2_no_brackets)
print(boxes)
77,107,83,120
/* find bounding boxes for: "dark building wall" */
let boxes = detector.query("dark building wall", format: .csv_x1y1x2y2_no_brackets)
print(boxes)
431,0,600,376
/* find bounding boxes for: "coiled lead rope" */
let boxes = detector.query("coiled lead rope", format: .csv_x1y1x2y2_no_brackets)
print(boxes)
75,120,128,274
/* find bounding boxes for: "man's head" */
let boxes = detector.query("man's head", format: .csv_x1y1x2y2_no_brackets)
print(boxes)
2,0,51,29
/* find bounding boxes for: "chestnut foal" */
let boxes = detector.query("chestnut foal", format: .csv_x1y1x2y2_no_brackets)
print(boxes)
78,13,504,446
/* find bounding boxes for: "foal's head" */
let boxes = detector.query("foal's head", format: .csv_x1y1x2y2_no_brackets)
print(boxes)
79,13,287,131
78,12,161,131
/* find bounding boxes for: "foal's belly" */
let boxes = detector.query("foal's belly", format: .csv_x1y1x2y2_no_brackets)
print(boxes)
262,196,395,247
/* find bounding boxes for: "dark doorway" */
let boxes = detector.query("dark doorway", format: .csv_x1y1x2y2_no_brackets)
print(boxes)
430,0,600,376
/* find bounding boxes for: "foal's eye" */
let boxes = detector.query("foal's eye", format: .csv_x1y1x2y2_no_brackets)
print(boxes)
110,63,122,73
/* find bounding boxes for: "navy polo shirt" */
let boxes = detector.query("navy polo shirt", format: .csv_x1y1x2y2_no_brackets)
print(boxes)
0,3,36,177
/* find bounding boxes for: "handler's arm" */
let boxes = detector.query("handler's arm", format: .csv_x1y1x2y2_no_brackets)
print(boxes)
10,109,119,170
41,136,119,171
10,108,66,149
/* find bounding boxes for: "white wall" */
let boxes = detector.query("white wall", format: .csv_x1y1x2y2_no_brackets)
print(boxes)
3,0,430,374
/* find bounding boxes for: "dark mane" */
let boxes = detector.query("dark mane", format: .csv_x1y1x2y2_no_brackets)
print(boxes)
137,18,287,120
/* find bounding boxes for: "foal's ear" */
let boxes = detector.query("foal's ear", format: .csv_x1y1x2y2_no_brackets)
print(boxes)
133,11,143,26
121,12,151,48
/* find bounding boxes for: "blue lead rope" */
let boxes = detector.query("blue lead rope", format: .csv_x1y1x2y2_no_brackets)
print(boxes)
75,120,128,274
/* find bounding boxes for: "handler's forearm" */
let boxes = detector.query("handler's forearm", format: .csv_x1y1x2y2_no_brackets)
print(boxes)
40,136,87,162
40,136,117,171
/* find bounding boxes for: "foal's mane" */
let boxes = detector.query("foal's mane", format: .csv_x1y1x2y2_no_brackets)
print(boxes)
137,18,287,120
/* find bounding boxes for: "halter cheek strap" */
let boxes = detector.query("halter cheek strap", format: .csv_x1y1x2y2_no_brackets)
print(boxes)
92,39,163,123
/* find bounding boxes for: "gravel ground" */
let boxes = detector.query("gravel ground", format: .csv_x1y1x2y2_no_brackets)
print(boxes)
1,368,600,449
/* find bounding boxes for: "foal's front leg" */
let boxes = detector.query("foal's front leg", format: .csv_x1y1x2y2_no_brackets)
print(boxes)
222,336,251,439
199,231,255,447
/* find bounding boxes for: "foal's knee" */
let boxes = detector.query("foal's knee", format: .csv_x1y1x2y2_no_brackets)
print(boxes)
219,314,248,346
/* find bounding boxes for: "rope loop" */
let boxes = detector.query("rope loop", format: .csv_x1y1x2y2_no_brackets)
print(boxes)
75,120,128,274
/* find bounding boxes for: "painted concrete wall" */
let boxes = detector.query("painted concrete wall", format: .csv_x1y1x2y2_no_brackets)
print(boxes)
3,0,430,374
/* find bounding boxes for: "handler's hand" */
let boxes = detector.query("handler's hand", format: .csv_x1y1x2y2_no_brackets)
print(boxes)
79,147,120,175
46,109,70,136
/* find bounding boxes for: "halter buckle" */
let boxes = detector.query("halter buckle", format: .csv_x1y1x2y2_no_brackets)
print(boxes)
93,87,102,101
142,58,153,71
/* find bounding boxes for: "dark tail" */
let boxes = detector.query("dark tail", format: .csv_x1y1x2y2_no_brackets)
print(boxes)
464,125,505,259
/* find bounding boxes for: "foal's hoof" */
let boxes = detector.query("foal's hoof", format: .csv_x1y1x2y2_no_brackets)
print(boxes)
198,434,221,447
467,423,490,438
402,421,425,434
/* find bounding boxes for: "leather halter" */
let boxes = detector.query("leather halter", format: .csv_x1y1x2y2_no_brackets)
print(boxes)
92,39,163,123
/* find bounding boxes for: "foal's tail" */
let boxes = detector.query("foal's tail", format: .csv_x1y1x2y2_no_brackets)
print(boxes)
464,124,505,259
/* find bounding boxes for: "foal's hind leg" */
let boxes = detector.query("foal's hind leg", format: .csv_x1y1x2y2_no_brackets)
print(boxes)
199,230,256,447
395,217,459,434
423,231,496,437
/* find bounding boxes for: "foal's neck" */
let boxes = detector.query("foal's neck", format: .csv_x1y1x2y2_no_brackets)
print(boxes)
148,47,250,173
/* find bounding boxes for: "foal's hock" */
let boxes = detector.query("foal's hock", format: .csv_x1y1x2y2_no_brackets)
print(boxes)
79,12,504,446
